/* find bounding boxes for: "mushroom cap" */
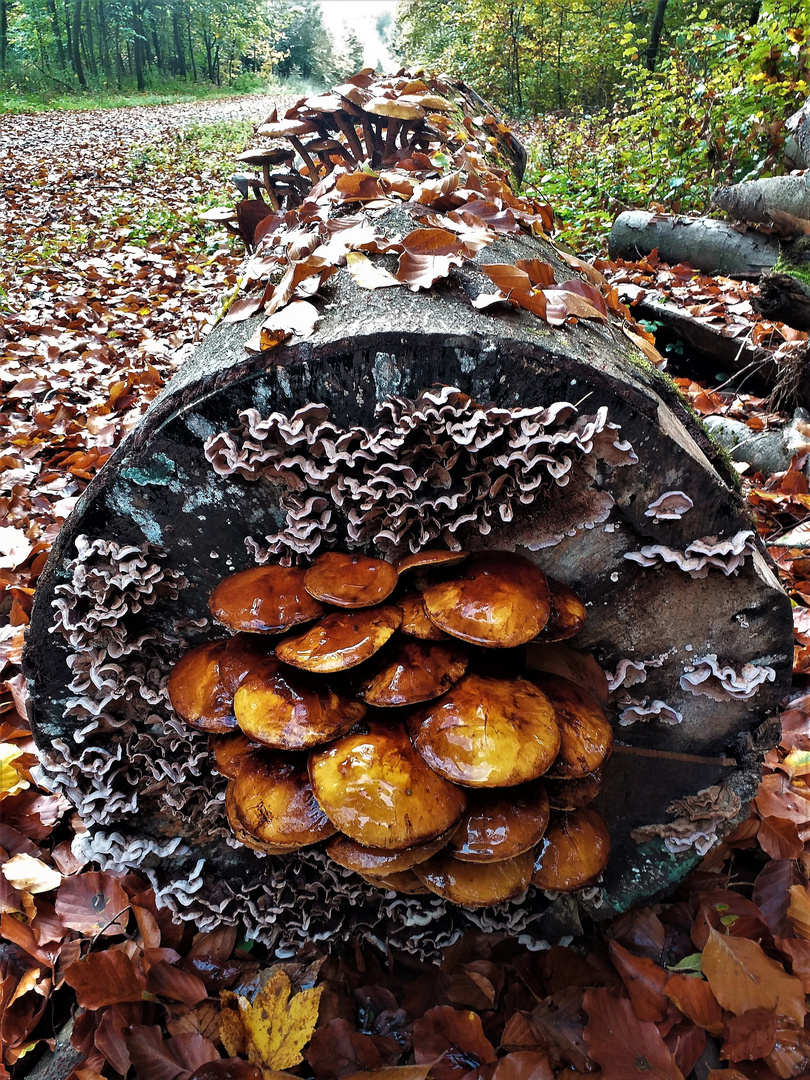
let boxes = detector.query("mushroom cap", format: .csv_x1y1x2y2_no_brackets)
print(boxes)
524,642,610,708
326,829,452,876
357,639,468,706
209,731,261,779
167,640,236,733
219,633,277,694
414,849,534,907
395,550,468,576
532,807,611,892
303,551,398,608
359,868,431,894
225,782,291,854
448,781,550,862
235,147,296,165
308,723,467,849
234,657,367,749
230,752,336,850
408,673,560,787
209,565,325,634
535,578,587,641
365,96,426,120
398,592,448,640
422,552,551,647
546,769,604,811
532,674,613,779
256,118,319,138
275,605,402,673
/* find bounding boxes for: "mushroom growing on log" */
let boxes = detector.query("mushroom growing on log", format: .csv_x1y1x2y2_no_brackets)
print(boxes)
23,69,792,957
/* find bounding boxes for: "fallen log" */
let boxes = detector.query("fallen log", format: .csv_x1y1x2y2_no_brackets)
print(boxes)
608,210,779,275
24,72,793,957
712,172,810,229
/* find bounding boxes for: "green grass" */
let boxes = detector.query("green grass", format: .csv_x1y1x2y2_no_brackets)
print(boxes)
0,75,295,115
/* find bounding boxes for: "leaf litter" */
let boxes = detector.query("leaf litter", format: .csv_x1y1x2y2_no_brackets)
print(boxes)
3,77,810,1080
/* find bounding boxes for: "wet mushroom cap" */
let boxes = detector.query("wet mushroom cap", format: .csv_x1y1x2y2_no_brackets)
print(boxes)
357,639,468,706
234,658,367,749
231,752,336,849
167,640,237,733
224,782,292,854
395,550,468,576
359,868,431,894
210,731,261,779
209,565,325,634
448,781,550,862
408,673,560,787
422,552,551,647
303,551,398,608
275,605,402,673
308,723,467,849
524,643,610,708
532,674,613,779
532,807,611,891
219,633,277,695
326,829,452,876
535,578,587,641
398,592,448,640
414,849,534,907
546,769,604,811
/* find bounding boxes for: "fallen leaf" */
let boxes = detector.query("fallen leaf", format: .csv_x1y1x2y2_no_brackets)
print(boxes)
1,853,62,894
722,1006,777,1062
346,252,402,289
701,927,805,1024
220,967,323,1072
583,987,684,1079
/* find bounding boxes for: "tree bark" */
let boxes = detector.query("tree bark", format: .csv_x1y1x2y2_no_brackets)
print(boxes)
70,0,86,87
609,209,780,275
712,173,810,227
646,0,670,71
0,0,8,70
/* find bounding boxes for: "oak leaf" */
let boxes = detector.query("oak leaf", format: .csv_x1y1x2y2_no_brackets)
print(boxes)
220,968,323,1074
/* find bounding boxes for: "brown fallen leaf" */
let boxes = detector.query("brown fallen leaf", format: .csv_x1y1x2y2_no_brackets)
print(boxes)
702,926,805,1024
346,252,402,290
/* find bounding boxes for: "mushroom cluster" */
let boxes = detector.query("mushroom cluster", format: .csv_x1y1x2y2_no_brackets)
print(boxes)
167,550,613,909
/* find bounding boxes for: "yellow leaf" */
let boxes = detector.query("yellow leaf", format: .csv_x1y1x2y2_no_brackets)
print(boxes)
219,991,249,1057
225,968,323,1072
0,743,29,798
2,853,63,894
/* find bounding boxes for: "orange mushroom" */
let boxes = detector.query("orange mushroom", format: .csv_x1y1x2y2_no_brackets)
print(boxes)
448,782,550,862
532,674,613,779
532,807,611,892
422,552,551,647
167,640,236,733
210,731,261,779
398,592,448,641
230,752,335,851
218,633,277,694
408,673,560,787
234,658,366,749
415,849,534,907
308,723,467,849
275,605,402,673
209,565,324,634
326,830,451,876
357,639,468,706
304,551,398,608
534,577,587,641
546,769,604,811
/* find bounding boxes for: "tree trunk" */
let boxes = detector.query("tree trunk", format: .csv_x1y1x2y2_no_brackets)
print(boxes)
25,224,792,957
172,6,185,77
130,0,144,90
71,0,86,87
609,209,780,275
83,0,97,77
646,0,670,71
187,10,196,80
46,0,67,69
0,0,8,70
712,174,810,227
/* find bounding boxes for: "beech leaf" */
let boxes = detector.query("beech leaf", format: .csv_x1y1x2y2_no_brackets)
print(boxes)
701,926,805,1023
582,987,684,1080
2,853,62,894
346,252,402,289
63,949,146,1009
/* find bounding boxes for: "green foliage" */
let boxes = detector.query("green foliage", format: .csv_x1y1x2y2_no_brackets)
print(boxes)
516,0,810,252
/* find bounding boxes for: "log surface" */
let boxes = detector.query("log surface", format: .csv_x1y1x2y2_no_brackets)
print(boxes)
24,215,793,954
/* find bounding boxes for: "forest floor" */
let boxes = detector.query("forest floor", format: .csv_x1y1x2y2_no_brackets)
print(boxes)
3,97,810,1080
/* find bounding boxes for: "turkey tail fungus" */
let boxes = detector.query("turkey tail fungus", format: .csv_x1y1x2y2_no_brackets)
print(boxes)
24,69,792,956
